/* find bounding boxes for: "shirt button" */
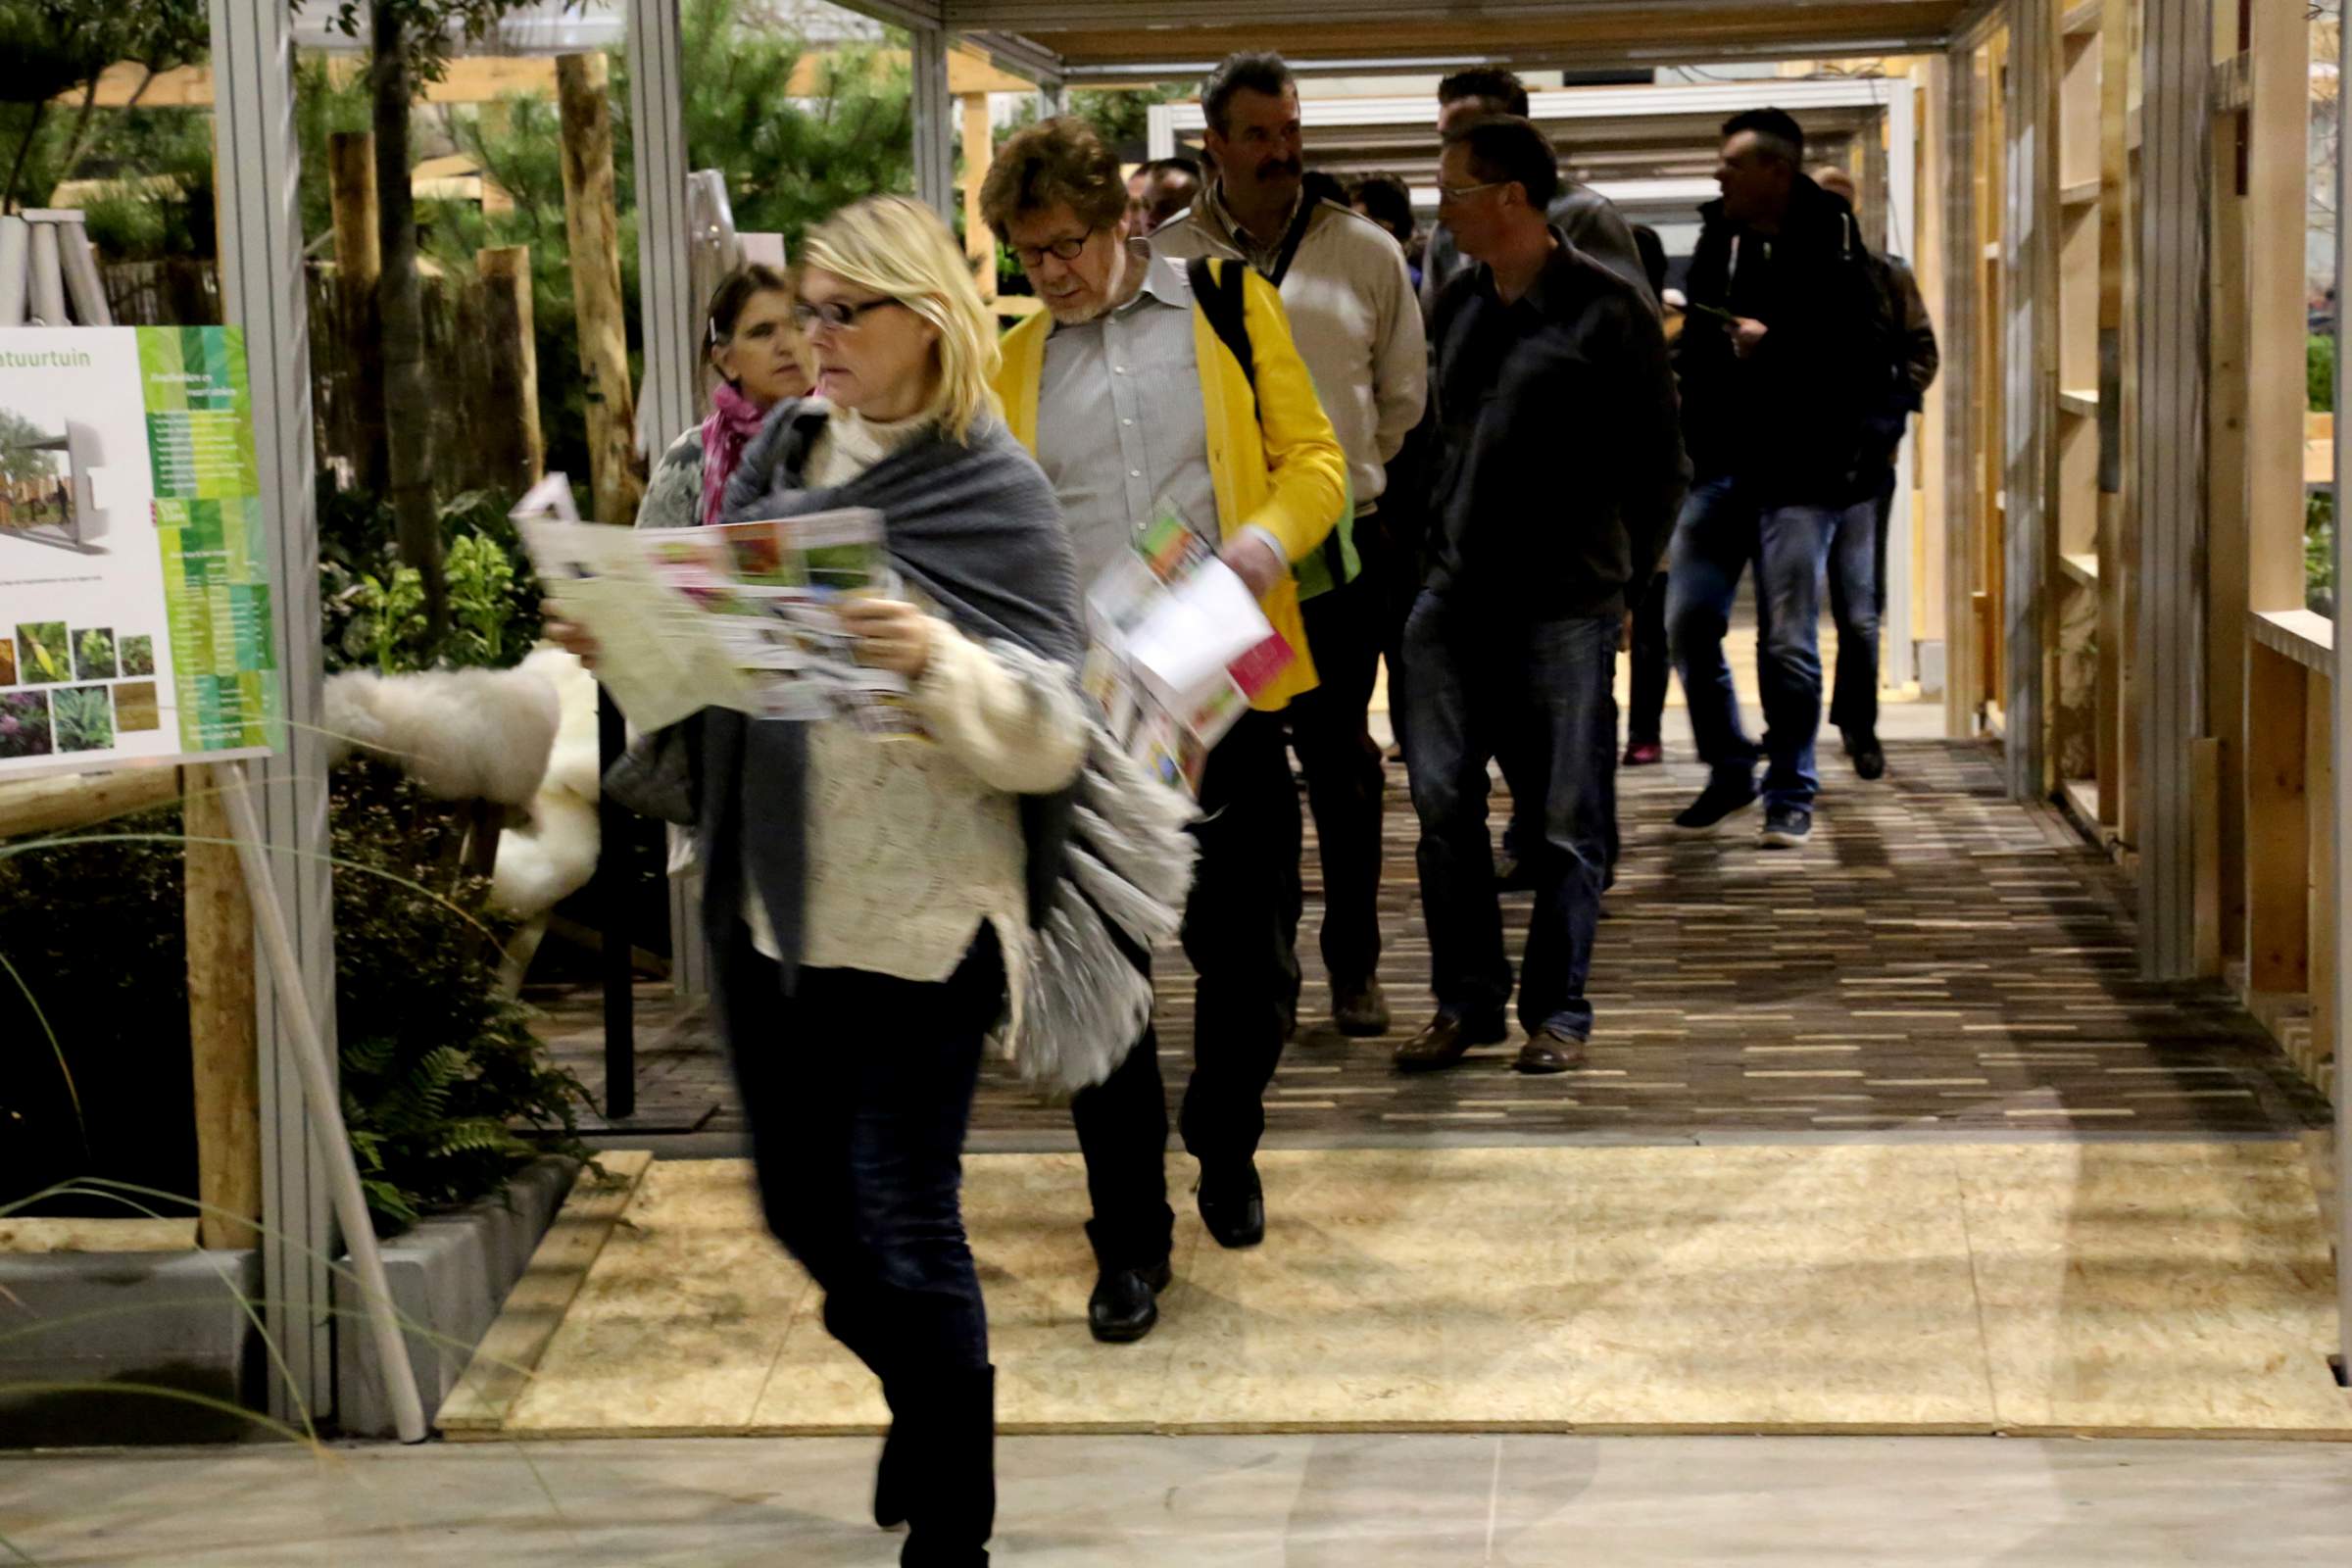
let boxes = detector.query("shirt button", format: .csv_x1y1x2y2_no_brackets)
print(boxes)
1121,417,1135,426
1114,366,1129,374
1129,469,1143,478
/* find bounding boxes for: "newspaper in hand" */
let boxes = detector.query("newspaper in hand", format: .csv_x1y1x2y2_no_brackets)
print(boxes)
1084,499,1295,797
514,475,918,735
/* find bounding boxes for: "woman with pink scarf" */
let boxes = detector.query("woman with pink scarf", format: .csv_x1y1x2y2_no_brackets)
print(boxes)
635,264,815,531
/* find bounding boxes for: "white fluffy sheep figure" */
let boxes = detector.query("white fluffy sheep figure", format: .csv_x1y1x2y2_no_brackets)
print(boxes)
321,646,605,986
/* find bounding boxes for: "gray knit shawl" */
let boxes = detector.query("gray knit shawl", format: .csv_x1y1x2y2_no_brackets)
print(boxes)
705,401,1080,985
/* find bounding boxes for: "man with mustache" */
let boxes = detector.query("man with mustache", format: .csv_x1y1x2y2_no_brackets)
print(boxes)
1156,52,1428,1047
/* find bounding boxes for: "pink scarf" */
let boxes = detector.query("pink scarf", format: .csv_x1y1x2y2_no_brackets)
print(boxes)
699,380,771,527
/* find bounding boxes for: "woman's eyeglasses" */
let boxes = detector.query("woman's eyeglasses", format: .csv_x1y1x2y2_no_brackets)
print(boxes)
1012,232,1093,269
792,297,905,333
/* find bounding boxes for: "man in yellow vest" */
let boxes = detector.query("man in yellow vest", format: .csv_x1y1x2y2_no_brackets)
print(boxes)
981,117,1348,1345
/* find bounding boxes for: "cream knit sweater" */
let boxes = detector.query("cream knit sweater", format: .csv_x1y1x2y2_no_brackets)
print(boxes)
741,406,1088,1007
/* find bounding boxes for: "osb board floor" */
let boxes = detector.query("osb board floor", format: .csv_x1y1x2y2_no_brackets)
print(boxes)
538,735,2329,1143
465,1143,2352,1443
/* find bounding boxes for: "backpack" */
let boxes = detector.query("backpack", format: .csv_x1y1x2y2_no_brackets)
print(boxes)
1183,254,1356,597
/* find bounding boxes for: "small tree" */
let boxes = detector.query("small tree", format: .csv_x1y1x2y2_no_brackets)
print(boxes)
0,0,209,214
320,0,542,647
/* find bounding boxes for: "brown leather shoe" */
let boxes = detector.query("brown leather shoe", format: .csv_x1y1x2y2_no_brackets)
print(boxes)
1513,1028,1587,1075
1393,1012,1507,1073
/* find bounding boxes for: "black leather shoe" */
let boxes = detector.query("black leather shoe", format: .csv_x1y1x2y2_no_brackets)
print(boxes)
1198,1160,1265,1249
1088,1256,1174,1344
1843,727,1887,781
1331,974,1393,1038
1513,1028,1587,1075
1392,1012,1506,1073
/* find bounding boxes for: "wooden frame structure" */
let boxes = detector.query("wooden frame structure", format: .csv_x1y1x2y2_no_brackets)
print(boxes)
166,0,2352,1421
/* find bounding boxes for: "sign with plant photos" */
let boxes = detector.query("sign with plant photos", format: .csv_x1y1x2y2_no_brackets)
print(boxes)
0,327,280,777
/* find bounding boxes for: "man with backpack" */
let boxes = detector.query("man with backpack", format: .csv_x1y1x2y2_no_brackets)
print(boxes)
1155,51,1428,1046
981,117,1349,1345
1665,108,1893,850
1816,165,1941,781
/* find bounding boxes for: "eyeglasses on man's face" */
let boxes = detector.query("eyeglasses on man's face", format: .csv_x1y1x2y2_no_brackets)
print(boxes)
792,297,905,334
1014,231,1094,270
1435,179,1506,207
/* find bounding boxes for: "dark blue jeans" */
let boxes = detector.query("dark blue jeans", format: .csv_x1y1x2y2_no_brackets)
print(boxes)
1401,591,1615,1040
1827,465,1897,740
1665,475,1872,813
715,920,1001,1559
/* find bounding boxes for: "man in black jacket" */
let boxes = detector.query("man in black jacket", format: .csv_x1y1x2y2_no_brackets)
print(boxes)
1817,165,1940,780
1666,108,1887,850
1393,116,1689,1076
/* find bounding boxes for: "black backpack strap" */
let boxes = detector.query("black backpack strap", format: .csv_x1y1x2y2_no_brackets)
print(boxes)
1187,256,1255,391
1264,199,1318,289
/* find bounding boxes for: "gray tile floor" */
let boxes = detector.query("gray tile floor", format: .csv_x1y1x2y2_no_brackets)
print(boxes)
5,1434,2351,1565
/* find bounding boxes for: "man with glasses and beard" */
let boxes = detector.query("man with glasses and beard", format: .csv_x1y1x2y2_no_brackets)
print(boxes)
980,117,1349,1346
1156,52,1427,1046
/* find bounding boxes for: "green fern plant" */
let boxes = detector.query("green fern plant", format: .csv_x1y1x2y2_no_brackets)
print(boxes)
49,685,114,752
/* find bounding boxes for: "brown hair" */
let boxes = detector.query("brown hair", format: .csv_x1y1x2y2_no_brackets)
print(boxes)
704,263,792,355
979,117,1128,244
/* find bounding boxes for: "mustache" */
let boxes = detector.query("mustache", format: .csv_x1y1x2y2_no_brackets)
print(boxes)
1257,160,1302,179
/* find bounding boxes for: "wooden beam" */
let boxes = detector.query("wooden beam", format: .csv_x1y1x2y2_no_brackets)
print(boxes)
2206,1,2253,966
557,53,643,527
2062,0,2103,35
2247,641,2312,992
475,245,544,495
65,43,1035,112
961,93,997,302
0,765,181,841
185,780,262,1251
2245,0,2308,615
2095,0,2131,831
328,130,386,494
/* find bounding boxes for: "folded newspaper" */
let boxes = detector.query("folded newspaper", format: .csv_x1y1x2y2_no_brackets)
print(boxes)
512,474,916,735
1084,505,1296,797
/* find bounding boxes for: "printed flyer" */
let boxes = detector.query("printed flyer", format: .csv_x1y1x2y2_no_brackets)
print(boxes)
0,326,279,777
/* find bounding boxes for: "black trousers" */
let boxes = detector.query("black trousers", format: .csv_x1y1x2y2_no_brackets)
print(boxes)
1287,571,1388,988
1627,571,1672,747
1068,709,1302,1269
714,920,1001,1563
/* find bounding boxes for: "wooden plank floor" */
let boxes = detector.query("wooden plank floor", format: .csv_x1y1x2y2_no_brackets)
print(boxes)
535,735,2329,1145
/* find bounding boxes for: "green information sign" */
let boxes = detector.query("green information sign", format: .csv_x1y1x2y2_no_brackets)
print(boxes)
0,326,280,775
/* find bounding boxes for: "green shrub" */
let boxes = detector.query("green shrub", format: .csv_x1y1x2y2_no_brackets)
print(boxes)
0,765,593,1233
2312,332,2335,416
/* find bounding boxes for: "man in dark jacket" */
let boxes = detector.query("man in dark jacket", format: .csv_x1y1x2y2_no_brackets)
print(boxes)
1394,116,1689,1076
1817,165,1939,779
1666,108,1887,850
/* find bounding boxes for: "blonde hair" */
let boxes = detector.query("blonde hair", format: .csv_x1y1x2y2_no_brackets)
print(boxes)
800,195,1001,444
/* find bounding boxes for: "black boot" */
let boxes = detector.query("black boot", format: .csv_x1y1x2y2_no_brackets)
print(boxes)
900,1364,996,1567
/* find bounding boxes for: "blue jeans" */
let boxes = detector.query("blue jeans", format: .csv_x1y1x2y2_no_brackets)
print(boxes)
1665,476,1872,813
1827,465,1896,739
1401,592,1615,1040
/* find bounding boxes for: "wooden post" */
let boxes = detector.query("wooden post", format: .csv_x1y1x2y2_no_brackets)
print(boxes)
329,130,386,493
2246,642,2311,992
961,93,996,301
183,777,261,1250
557,53,642,526
2205,0,2253,964
475,245,544,495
